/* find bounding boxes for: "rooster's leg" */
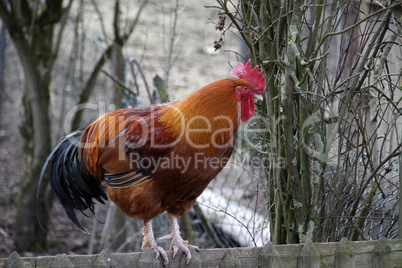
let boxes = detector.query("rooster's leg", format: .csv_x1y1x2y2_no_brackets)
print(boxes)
142,220,169,265
159,213,200,264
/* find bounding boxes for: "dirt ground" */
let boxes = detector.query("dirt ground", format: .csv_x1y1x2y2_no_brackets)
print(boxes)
0,0,242,259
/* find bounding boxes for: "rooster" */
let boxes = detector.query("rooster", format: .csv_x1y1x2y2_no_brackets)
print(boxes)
38,60,265,265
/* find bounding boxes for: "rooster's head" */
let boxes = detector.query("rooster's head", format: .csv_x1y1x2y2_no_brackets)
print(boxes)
233,59,266,121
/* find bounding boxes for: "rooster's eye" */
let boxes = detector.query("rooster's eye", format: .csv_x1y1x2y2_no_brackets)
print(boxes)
244,87,248,90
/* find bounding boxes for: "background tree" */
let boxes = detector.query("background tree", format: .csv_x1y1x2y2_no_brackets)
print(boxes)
0,0,67,251
0,0,147,251
216,0,401,244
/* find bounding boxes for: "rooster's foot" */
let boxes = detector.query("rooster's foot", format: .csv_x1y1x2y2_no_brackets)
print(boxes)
161,213,200,264
151,245,168,266
170,236,200,264
142,220,169,265
159,233,200,263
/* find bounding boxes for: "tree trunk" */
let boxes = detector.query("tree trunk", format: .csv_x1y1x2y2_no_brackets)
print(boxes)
11,34,52,251
0,0,63,251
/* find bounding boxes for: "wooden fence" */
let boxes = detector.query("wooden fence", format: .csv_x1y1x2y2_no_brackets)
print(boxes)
1,238,402,267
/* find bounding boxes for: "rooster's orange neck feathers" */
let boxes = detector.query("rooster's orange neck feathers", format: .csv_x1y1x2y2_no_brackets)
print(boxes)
159,78,246,155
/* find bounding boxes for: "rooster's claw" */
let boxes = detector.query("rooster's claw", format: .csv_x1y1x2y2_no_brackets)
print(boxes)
151,246,168,266
172,243,200,264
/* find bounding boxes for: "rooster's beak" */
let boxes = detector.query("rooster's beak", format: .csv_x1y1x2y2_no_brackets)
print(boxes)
254,94,263,101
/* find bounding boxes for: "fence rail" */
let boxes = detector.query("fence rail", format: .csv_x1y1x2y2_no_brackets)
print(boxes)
2,238,402,267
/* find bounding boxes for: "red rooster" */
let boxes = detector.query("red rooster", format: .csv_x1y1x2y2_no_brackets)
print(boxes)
39,60,265,265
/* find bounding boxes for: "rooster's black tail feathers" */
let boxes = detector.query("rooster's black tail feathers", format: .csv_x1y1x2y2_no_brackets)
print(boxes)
38,131,108,233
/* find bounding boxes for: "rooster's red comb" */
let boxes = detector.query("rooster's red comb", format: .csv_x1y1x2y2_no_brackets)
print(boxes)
233,59,265,95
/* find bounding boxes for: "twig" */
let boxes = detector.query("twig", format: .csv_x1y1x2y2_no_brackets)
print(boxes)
197,201,257,246
0,227,9,238
318,215,398,220
101,69,137,96
129,58,153,104
90,0,109,43
88,205,100,255
71,0,148,129
192,203,223,248
164,0,183,89
98,202,116,251
116,231,141,252
312,2,402,59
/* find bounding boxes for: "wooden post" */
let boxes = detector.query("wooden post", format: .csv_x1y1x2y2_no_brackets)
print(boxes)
258,241,281,267
297,239,320,268
50,254,74,268
138,248,163,268
3,240,402,267
372,238,393,268
219,249,240,267
335,238,356,268
93,249,117,267
5,252,24,268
